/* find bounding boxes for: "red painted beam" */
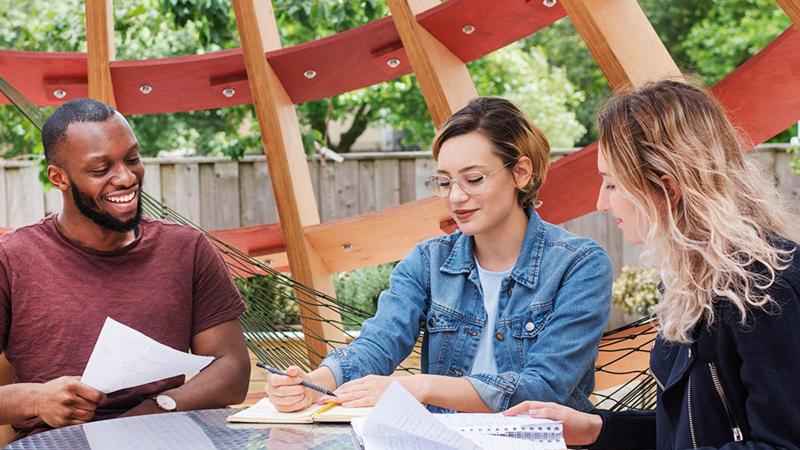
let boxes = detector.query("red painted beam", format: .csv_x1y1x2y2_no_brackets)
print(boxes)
538,26,800,225
208,222,284,256
0,0,565,114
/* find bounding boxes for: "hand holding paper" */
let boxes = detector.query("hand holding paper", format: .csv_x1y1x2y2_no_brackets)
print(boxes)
81,317,214,394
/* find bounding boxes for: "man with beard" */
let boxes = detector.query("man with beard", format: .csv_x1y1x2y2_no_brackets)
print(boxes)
0,99,250,439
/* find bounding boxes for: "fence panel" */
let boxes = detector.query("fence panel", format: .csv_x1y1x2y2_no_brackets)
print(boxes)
1,147,795,282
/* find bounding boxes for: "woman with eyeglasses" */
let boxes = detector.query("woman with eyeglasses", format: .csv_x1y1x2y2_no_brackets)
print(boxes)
505,80,800,449
264,97,612,414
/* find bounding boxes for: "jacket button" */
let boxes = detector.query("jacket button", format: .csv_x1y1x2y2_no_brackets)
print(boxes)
507,286,513,296
428,317,435,327
465,328,478,336
495,332,505,341
525,321,535,332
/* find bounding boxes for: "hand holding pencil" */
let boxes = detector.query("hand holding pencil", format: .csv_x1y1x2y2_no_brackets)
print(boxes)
261,362,335,413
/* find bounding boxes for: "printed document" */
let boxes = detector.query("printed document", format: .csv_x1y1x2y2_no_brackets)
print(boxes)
81,317,214,393
352,381,564,450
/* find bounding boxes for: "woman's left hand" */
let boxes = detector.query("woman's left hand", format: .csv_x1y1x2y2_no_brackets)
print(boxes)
317,375,426,407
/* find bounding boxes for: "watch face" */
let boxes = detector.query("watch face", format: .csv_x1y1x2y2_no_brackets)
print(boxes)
156,395,177,411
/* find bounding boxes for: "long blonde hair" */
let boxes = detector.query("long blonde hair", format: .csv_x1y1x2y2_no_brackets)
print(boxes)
597,80,799,343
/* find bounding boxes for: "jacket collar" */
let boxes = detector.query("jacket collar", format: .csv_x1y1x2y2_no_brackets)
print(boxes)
439,206,546,290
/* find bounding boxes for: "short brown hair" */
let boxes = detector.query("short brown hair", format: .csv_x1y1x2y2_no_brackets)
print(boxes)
431,97,550,207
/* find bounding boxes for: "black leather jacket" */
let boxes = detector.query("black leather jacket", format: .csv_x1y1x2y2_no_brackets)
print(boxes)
591,244,800,449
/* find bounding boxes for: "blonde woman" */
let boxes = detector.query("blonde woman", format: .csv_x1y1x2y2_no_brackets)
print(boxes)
506,80,800,449
265,97,612,414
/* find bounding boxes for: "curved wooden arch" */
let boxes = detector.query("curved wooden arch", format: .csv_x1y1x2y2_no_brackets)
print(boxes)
0,0,564,114
537,25,800,225
2,27,799,271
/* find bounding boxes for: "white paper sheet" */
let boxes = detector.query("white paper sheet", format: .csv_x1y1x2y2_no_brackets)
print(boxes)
81,317,214,394
435,413,555,429
355,382,552,450
83,414,216,450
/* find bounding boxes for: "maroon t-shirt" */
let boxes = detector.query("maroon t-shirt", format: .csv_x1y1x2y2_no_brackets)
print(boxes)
0,215,245,435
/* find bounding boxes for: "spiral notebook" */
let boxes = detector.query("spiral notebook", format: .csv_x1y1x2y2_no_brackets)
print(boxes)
350,382,566,450
436,413,564,443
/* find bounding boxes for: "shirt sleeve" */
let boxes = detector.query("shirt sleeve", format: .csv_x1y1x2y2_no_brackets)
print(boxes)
190,233,245,337
0,246,11,353
465,244,612,412
590,409,657,449
321,245,429,387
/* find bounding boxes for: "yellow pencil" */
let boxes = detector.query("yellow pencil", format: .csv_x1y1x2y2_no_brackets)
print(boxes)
313,401,338,416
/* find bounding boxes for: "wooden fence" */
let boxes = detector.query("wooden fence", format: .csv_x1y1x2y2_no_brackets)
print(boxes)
2,145,799,274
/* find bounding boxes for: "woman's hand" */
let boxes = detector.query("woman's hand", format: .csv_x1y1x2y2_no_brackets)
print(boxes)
503,401,603,446
318,375,427,408
264,366,318,412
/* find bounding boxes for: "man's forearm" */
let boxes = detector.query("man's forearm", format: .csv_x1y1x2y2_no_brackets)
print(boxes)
161,353,249,412
0,383,39,424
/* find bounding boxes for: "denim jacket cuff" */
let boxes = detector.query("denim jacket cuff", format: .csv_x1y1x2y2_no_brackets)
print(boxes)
320,347,355,387
465,372,519,412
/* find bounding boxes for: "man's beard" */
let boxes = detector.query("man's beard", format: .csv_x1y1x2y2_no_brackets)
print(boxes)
70,180,143,233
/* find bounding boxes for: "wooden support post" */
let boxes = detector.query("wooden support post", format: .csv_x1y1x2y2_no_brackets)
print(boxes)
777,0,800,27
232,0,344,366
386,0,478,127
560,0,682,90
85,0,117,106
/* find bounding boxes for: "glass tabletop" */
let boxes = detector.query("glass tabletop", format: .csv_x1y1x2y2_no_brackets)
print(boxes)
3,409,359,450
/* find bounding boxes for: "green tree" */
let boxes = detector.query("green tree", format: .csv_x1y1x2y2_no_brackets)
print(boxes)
1,0,587,161
526,0,794,145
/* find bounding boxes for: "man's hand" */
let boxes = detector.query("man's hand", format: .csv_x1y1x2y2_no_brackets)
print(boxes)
33,376,106,428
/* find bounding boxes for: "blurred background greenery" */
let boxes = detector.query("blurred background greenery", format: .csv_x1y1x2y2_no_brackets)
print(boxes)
1,0,795,162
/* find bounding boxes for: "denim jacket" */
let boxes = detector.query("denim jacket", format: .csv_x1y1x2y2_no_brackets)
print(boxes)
321,208,612,412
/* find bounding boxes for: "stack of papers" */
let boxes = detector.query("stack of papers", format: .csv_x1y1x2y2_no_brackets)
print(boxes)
351,382,566,450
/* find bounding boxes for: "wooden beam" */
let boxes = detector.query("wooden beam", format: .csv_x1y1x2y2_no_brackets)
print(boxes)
560,0,682,90
232,0,344,365
387,0,478,127
305,197,450,272
539,25,800,225
84,0,117,106
776,0,800,27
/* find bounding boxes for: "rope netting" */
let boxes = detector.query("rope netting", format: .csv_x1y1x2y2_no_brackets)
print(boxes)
1,75,656,410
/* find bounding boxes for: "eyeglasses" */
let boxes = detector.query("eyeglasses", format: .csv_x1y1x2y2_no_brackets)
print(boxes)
425,162,513,198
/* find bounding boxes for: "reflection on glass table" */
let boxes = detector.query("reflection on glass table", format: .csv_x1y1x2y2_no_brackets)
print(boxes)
3,408,358,450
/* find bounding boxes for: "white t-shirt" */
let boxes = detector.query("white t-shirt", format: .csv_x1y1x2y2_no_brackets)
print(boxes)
470,258,511,375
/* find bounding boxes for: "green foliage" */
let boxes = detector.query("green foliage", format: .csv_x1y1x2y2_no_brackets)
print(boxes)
526,0,794,145
334,263,395,328
471,43,586,147
233,264,395,332
612,266,661,316
1,0,795,161
236,274,300,330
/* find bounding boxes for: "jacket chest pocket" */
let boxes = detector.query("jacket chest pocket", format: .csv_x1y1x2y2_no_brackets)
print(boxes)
509,299,555,362
424,304,462,374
